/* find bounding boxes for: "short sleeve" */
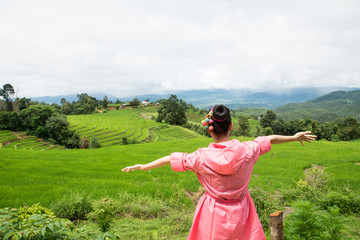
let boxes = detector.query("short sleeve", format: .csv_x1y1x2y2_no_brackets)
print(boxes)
253,136,272,155
170,151,200,172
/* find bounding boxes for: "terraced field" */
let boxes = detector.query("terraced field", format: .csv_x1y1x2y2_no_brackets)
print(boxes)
0,130,64,150
68,107,202,147
0,107,203,150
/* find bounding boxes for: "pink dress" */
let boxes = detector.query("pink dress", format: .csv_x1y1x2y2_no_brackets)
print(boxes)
170,137,271,240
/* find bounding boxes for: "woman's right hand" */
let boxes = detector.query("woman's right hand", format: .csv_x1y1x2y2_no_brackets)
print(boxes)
121,164,144,172
294,131,317,145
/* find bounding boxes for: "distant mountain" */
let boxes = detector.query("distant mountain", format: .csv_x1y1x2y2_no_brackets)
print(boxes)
31,93,120,104
30,87,359,110
116,87,358,108
275,90,360,122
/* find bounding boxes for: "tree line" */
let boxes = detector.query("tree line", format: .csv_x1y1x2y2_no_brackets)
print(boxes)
256,110,360,141
0,84,108,148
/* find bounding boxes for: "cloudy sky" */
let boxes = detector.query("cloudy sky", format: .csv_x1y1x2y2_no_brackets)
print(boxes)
1,0,360,98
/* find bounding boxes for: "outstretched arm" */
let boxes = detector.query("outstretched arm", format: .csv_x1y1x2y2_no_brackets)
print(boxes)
269,131,317,145
121,155,171,172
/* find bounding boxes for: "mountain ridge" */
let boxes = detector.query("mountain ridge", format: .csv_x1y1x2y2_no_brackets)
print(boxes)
30,87,359,109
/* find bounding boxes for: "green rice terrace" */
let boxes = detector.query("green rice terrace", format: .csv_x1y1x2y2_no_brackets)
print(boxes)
68,107,201,147
0,107,202,150
1,107,360,239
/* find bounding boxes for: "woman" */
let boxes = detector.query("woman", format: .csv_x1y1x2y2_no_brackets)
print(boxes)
122,105,316,239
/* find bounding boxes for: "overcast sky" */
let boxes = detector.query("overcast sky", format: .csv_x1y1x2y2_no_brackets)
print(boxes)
1,0,360,98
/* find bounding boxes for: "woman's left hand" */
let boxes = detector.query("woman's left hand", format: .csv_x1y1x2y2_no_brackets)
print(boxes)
121,164,144,172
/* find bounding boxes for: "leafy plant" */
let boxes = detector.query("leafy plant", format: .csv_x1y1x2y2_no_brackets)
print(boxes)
318,189,360,215
284,201,346,240
0,203,73,239
88,198,116,232
90,137,101,148
51,192,93,221
249,175,281,231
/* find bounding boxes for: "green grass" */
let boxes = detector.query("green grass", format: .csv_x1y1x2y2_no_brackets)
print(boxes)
67,107,202,147
1,127,359,238
1,138,359,208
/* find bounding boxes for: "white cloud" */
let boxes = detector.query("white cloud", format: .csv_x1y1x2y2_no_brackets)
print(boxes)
0,0,360,98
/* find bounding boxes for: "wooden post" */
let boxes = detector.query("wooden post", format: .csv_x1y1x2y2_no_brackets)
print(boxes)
270,211,284,240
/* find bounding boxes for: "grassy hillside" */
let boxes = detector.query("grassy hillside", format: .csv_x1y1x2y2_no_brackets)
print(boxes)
1,107,360,238
69,107,203,147
275,90,360,122
1,138,359,207
1,130,360,238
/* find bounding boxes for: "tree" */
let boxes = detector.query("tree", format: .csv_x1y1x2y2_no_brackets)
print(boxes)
102,96,108,109
237,114,250,136
156,95,187,126
260,110,276,128
16,97,31,111
18,105,55,132
129,98,141,107
0,84,15,111
44,114,80,148
60,98,67,105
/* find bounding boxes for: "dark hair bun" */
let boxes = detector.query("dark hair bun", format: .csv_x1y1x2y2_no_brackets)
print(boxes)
211,105,232,135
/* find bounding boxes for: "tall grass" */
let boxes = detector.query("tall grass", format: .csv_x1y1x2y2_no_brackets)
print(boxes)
1,138,359,208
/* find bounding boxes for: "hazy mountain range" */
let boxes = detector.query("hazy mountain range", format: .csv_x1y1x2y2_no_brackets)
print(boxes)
275,89,360,121
31,86,359,109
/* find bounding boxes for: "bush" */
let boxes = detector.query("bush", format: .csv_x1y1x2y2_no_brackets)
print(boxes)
51,192,93,221
87,198,116,232
90,137,101,148
284,201,346,240
249,176,281,231
0,203,73,239
318,190,360,215
81,138,90,149
281,166,330,203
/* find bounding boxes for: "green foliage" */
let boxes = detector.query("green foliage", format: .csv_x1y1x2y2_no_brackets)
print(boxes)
249,176,280,231
275,89,360,122
260,110,276,128
281,166,330,203
156,95,187,126
45,114,80,148
0,106,80,148
256,110,360,142
16,97,31,111
51,192,93,221
90,137,101,148
284,201,346,240
264,126,273,136
0,83,15,112
19,105,55,132
102,96,108,109
235,114,250,136
0,203,73,240
129,98,141,107
116,192,170,219
183,122,210,137
88,198,116,232
60,93,98,115
318,189,360,215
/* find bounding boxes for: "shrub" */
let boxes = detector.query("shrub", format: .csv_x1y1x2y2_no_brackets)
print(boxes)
87,197,116,232
0,203,73,239
249,176,281,231
90,137,101,148
51,192,93,221
81,138,90,149
281,166,330,203
116,192,169,219
318,190,360,215
284,201,346,240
